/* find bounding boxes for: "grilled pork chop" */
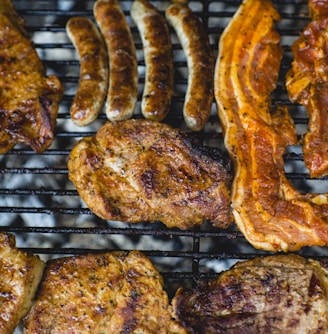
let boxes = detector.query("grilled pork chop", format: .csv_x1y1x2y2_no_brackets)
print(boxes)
24,250,187,333
68,119,233,229
215,0,328,251
286,0,328,178
172,254,328,333
0,0,63,153
0,232,44,334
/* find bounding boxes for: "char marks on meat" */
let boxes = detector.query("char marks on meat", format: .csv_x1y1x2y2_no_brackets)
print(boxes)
0,233,45,334
172,254,328,333
0,0,63,153
215,0,328,251
24,250,187,333
68,119,233,229
286,0,328,178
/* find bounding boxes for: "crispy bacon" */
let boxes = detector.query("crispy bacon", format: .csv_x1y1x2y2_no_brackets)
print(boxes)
215,0,328,251
286,0,328,177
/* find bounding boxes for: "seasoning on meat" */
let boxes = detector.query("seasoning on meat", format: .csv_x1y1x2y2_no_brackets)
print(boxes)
93,0,138,121
68,119,233,229
0,232,44,334
166,0,214,131
24,250,187,333
172,254,328,333
131,0,174,121
215,0,328,251
66,17,108,126
0,0,63,153
286,0,328,178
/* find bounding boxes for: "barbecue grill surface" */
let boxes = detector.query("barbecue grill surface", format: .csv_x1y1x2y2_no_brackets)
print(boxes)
1,1,328,331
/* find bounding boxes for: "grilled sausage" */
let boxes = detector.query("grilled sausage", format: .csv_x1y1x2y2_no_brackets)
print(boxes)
66,17,108,126
166,1,214,131
131,0,174,121
94,0,138,121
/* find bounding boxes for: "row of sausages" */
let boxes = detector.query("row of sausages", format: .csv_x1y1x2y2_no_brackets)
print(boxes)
66,0,214,131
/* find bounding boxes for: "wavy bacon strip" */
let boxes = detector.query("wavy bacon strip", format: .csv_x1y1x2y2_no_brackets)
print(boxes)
215,0,328,252
286,0,328,178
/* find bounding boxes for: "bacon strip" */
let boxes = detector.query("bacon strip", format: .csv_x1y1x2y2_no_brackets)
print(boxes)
66,17,108,126
166,0,214,131
215,0,328,252
131,0,174,121
94,0,138,121
286,0,328,178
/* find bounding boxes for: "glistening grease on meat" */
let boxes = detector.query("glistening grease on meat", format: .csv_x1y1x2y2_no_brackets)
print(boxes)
172,254,328,333
166,0,214,131
131,0,174,121
0,0,63,153
68,119,233,229
215,0,328,251
66,17,109,126
94,0,138,121
286,0,328,178
0,233,44,334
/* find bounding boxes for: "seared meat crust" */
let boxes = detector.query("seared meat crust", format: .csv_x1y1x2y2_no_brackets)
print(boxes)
286,0,328,177
68,119,233,229
166,1,214,131
66,16,108,126
93,0,138,121
172,254,328,334
24,251,187,334
0,0,63,153
0,232,44,334
215,0,328,251
131,0,174,121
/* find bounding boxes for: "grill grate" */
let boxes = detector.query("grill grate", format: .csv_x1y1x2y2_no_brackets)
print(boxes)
1,0,328,299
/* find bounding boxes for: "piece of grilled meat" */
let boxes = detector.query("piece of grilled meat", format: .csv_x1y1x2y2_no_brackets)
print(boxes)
24,251,187,333
215,0,328,251
172,254,328,333
68,119,233,229
0,0,63,154
0,232,44,334
286,0,328,178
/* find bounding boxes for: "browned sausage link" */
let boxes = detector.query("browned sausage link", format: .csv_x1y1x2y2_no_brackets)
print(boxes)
166,2,214,131
66,17,108,126
131,0,174,121
94,0,138,121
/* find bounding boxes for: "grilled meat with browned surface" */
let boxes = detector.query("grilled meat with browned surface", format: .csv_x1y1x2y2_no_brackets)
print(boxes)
0,0,63,153
166,0,214,131
0,233,44,334
215,0,328,251
93,0,138,122
66,16,109,126
68,119,233,229
24,250,187,333
172,254,328,333
286,0,328,178
131,0,174,122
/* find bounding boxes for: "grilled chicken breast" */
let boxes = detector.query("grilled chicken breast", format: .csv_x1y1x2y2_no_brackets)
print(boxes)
24,250,187,333
0,232,44,334
0,0,63,153
215,0,328,251
68,119,233,229
172,254,328,333
286,0,328,178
